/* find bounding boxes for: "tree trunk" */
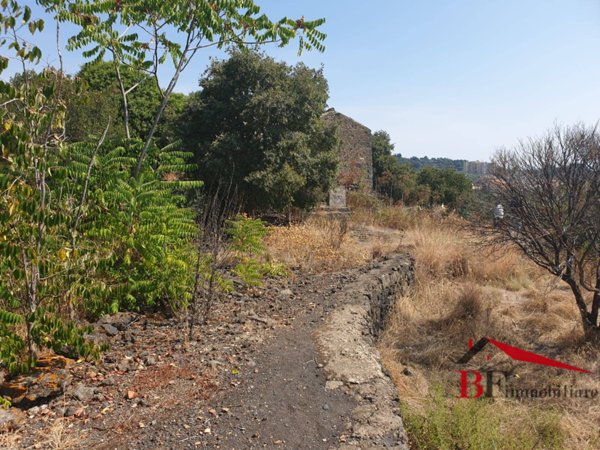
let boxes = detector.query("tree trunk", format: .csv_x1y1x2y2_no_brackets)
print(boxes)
188,252,203,341
564,276,599,338
114,65,131,139
590,265,600,327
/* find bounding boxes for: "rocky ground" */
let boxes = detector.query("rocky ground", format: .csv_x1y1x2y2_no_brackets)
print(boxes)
1,265,393,450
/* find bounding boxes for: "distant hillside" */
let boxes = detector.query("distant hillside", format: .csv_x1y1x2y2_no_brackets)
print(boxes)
394,155,490,178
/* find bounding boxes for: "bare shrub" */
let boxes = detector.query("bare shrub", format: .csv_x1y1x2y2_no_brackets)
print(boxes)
33,419,79,450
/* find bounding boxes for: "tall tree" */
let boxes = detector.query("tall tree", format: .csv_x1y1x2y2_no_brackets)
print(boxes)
372,130,416,203
77,61,161,140
58,0,326,175
181,50,338,213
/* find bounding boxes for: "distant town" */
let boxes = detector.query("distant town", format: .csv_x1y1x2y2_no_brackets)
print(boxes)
395,155,490,178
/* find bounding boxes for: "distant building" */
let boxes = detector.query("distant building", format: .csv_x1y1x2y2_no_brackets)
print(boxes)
321,108,373,207
463,160,490,176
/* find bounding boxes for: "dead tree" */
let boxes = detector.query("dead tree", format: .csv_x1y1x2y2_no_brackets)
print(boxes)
188,184,239,340
476,124,600,339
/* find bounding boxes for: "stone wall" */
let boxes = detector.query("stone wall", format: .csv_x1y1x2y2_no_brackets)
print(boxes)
315,254,415,449
322,108,373,194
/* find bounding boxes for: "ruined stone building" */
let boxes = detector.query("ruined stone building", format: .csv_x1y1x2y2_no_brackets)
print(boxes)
321,108,373,207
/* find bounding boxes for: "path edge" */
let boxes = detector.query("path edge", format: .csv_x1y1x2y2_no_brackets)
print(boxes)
314,254,415,449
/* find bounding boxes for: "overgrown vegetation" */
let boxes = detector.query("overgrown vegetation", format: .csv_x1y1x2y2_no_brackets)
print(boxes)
0,0,325,377
179,50,338,214
370,206,599,449
474,124,600,338
401,386,564,450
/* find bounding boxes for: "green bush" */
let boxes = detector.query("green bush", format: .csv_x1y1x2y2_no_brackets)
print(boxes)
401,386,565,450
227,215,288,287
62,139,201,316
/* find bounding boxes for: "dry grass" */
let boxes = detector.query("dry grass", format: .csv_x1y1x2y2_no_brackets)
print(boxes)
41,420,80,450
266,203,598,447
265,214,400,272
0,430,21,450
374,206,600,449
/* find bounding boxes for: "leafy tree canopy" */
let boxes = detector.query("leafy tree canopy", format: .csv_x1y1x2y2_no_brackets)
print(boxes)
372,130,415,203
417,166,472,209
77,61,162,140
181,50,338,212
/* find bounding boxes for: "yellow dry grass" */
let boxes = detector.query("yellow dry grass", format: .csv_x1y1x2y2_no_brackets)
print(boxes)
265,215,400,272
373,206,600,449
32,419,80,450
0,430,21,450
265,203,598,447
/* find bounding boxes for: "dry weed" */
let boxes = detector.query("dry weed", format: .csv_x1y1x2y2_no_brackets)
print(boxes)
375,206,598,448
265,214,402,272
0,430,21,450
33,419,80,450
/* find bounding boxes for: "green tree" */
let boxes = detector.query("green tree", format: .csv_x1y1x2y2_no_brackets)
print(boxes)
372,130,417,203
59,0,326,175
9,68,121,143
417,167,472,209
77,61,161,140
156,92,188,148
1,0,325,376
181,50,338,213
0,2,105,373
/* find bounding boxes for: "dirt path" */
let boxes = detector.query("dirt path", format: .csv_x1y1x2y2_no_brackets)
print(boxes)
120,272,360,450
202,290,356,449
12,252,411,450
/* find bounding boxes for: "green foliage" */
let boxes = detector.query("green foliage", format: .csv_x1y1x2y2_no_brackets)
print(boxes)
55,0,327,173
0,396,11,408
156,92,189,148
77,61,162,140
1,0,323,376
396,155,467,172
59,0,326,68
227,215,269,286
61,139,201,316
0,318,29,375
372,130,417,203
0,1,102,374
371,131,472,210
402,386,565,450
8,69,119,144
261,261,289,278
416,166,472,209
227,215,268,255
181,50,338,213
29,307,106,360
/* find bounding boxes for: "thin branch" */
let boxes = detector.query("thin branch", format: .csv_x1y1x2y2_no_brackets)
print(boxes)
72,118,111,237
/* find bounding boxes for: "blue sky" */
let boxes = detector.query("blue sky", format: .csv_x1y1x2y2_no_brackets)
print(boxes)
9,1,600,161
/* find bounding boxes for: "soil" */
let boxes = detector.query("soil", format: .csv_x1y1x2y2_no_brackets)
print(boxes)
10,268,373,449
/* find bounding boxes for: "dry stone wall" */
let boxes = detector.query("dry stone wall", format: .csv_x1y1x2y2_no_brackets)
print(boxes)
315,255,414,449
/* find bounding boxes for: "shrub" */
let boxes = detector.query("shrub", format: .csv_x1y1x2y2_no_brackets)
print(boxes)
402,386,565,450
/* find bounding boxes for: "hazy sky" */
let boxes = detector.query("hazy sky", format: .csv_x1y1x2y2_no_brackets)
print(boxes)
11,1,600,161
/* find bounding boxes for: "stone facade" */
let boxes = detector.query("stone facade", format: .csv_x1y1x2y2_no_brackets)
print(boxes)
322,108,373,205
